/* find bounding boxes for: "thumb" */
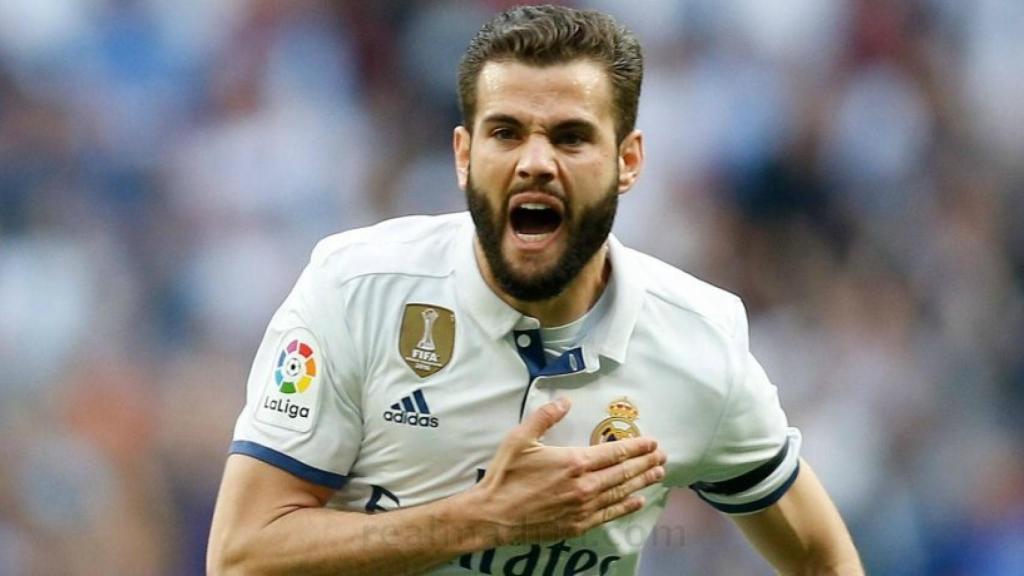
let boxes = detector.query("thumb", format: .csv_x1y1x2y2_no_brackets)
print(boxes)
519,397,572,440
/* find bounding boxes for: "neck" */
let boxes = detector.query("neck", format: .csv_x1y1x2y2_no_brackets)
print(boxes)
474,240,611,327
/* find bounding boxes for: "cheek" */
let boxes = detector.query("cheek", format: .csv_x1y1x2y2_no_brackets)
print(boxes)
471,148,516,188
564,155,617,195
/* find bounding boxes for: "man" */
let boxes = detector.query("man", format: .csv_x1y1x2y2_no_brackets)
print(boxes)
208,5,863,575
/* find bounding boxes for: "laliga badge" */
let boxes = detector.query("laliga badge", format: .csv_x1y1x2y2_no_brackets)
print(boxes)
399,304,455,378
590,397,641,445
255,328,321,433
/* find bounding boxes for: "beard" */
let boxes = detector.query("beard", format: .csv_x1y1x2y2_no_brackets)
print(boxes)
466,171,619,302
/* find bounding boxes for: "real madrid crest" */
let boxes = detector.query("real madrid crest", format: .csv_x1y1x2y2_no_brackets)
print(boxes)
590,397,641,445
399,304,456,378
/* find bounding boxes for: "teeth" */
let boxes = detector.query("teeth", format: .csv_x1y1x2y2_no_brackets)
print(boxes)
516,232,551,243
520,203,551,211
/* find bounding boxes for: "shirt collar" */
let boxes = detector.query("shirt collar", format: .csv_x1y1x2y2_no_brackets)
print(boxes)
453,213,648,364
584,234,646,365
454,214,523,340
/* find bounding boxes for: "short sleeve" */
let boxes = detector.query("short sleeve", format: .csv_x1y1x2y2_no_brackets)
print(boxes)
229,256,362,490
689,300,801,515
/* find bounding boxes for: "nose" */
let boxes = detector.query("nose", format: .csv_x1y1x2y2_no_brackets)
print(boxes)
515,135,557,183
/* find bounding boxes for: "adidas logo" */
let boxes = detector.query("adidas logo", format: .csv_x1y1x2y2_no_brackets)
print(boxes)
383,389,439,428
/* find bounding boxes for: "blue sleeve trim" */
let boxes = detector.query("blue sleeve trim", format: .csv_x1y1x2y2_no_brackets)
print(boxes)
229,440,349,490
694,462,800,515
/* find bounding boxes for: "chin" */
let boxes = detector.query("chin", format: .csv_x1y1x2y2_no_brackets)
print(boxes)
502,249,562,277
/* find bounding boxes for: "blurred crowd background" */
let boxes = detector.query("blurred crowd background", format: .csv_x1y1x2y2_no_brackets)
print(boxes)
1,0,1022,574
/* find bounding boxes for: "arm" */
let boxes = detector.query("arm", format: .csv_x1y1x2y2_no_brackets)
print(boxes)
731,459,863,576
208,454,487,575
207,399,667,576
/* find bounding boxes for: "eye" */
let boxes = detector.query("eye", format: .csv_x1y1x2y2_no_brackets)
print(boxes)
554,132,587,147
492,127,518,141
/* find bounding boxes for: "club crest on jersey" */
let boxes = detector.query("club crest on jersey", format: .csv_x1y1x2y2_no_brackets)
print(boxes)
399,304,455,378
590,397,641,445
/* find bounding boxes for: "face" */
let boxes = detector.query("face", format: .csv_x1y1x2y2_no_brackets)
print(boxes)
454,59,643,302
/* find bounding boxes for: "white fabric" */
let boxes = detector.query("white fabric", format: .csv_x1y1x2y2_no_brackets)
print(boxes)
539,281,611,360
231,212,800,575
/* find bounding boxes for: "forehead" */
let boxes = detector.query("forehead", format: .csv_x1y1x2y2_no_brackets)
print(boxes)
473,59,614,129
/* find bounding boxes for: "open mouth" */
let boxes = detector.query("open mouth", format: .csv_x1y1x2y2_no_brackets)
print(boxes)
508,194,564,243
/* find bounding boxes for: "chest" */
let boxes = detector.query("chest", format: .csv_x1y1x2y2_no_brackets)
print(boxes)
339,316,719,510
360,356,672,470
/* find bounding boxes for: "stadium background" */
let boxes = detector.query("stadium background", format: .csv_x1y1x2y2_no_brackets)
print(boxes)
1,1,1022,574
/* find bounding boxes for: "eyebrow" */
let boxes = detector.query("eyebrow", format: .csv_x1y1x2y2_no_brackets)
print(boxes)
550,119,597,135
479,114,598,134
480,113,525,128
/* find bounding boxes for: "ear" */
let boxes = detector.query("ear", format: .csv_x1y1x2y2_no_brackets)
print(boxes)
453,126,471,190
617,129,644,194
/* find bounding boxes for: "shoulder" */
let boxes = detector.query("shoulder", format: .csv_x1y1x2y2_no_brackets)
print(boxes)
307,212,470,285
624,246,746,343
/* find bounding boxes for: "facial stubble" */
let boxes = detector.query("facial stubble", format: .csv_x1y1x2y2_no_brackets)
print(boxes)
466,171,619,302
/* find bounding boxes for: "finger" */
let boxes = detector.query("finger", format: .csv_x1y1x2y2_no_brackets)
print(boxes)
589,461,665,512
518,397,572,440
581,494,646,532
587,449,665,495
578,437,659,471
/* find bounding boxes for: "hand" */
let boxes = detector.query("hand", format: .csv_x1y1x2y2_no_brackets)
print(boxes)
469,397,666,545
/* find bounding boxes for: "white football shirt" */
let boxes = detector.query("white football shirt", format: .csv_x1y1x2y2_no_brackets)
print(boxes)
231,212,801,575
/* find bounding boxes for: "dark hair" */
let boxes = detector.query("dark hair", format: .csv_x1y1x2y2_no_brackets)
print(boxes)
457,4,643,143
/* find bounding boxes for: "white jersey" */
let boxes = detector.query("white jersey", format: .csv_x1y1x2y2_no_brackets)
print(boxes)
231,212,801,575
